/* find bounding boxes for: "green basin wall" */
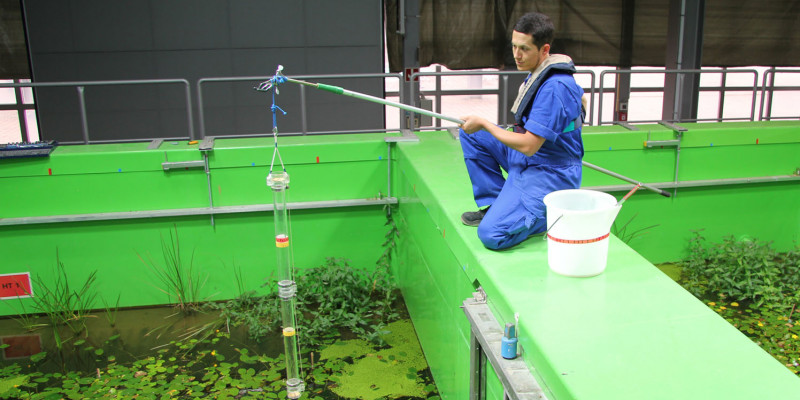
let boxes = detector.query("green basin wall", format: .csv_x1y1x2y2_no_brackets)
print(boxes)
580,121,800,262
0,134,395,315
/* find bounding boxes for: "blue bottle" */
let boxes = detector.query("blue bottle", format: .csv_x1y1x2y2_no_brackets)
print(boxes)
501,323,518,359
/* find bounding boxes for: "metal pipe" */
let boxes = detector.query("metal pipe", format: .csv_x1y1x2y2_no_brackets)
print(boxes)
300,85,308,135
203,152,215,226
183,82,196,140
501,75,509,126
0,198,400,227
196,80,207,138
582,161,672,197
387,143,392,198
7,170,800,227
286,77,465,125
76,86,90,144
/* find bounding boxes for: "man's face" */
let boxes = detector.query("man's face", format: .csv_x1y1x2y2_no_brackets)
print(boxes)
511,30,550,73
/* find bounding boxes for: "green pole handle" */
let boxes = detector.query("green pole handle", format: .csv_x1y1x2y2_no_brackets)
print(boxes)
316,83,344,95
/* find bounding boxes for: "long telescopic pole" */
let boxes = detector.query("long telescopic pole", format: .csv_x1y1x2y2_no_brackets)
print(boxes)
286,77,671,198
582,161,670,197
286,77,464,125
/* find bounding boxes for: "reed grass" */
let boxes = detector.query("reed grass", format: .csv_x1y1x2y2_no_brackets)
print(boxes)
137,225,209,314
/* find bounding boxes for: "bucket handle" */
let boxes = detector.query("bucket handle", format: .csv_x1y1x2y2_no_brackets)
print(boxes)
542,214,564,240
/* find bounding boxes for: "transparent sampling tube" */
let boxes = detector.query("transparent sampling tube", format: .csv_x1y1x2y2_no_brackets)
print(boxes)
267,171,304,399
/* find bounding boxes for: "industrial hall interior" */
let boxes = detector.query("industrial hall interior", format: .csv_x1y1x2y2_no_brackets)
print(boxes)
0,1,799,399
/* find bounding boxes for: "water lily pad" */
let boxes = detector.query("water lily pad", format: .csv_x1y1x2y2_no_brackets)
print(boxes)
0,375,28,395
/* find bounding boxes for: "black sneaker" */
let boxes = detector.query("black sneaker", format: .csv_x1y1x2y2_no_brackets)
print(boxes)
461,207,489,227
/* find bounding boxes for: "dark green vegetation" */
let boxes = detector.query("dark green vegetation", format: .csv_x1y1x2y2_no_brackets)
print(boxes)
211,257,398,348
0,317,439,400
0,250,439,399
667,232,800,374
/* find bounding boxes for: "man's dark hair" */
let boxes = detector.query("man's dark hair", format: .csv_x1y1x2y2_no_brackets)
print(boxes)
513,12,554,48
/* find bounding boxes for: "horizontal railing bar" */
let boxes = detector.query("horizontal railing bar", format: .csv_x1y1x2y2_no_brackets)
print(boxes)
0,198,398,226
0,79,190,88
56,136,190,145
192,128,401,140
584,174,800,193
198,73,402,84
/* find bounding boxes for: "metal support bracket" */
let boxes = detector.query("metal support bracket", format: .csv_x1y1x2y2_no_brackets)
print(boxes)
147,139,163,150
644,139,681,148
614,121,640,131
645,128,682,148
648,122,685,197
385,129,420,142
463,291,548,400
446,126,460,140
199,136,215,151
658,120,688,133
161,160,205,170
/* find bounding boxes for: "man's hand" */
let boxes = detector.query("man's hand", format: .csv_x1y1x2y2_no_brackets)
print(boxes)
459,115,489,134
459,115,545,156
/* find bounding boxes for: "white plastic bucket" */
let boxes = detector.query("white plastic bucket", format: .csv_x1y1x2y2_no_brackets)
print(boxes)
542,189,622,277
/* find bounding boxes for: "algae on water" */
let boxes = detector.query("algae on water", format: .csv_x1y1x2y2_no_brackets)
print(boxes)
324,319,433,399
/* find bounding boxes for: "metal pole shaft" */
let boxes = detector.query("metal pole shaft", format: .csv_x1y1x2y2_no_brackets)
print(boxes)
344,89,464,124
582,161,671,197
286,78,465,125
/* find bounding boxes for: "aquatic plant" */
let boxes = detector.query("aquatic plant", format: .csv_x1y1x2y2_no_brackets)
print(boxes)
15,252,99,339
611,212,659,244
206,274,281,341
6,297,47,332
705,296,800,374
294,257,398,346
670,234,800,374
137,225,210,314
0,330,296,399
377,203,400,267
0,318,439,399
680,232,796,307
211,256,399,347
101,294,121,328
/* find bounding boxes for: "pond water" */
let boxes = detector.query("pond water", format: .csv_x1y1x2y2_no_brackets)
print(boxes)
0,301,440,399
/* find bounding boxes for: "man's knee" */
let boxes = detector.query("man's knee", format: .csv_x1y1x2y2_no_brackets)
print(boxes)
460,130,480,154
477,224,510,250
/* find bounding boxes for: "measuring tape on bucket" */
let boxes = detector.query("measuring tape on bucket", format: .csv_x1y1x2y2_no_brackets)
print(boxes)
547,232,610,244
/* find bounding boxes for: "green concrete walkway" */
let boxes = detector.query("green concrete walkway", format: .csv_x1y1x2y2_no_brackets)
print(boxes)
396,130,800,399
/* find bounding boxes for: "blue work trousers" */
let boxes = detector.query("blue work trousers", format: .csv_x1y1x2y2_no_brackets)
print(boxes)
460,129,581,250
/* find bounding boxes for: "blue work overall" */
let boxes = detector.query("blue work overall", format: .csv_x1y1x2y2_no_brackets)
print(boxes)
460,67,584,250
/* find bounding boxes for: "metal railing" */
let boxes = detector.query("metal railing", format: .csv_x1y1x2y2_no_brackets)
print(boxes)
596,68,760,125
759,68,800,121
197,73,405,138
0,79,194,144
409,69,596,127
3,67,799,145
0,79,37,142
